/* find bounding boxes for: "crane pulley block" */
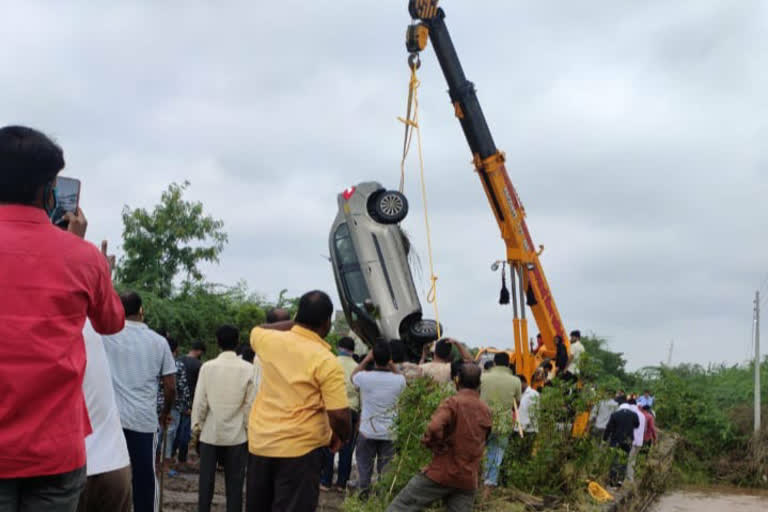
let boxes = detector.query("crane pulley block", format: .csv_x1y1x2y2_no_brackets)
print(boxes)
406,24,430,54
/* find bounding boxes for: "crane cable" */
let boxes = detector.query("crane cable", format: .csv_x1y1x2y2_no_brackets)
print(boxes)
398,57,441,339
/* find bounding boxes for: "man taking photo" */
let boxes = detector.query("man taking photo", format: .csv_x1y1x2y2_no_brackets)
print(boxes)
0,125,125,510
350,340,406,495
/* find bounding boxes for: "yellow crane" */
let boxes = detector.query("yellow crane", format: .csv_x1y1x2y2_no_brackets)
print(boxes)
405,0,569,381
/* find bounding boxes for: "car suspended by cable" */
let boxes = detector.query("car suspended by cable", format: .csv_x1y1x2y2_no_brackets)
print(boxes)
329,181,442,359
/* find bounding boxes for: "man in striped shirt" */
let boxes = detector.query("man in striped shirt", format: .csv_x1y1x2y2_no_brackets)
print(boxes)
103,292,177,512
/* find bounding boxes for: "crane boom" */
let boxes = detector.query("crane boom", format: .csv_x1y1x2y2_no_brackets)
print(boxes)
407,1,568,375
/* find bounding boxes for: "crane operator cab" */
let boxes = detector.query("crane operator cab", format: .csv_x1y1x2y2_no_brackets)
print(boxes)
329,181,442,359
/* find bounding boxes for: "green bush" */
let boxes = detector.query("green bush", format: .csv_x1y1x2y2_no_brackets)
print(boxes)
343,378,453,511
500,380,612,499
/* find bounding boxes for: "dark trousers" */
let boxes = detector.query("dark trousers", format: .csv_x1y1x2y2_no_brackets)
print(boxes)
0,466,86,512
245,449,323,512
123,429,158,512
355,434,395,490
76,466,132,512
386,473,474,512
608,442,631,487
199,442,247,512
174,414,192,463
321,410,359,488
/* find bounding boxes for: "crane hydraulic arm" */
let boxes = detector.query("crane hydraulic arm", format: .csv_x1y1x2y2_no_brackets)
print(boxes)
406,0,568,377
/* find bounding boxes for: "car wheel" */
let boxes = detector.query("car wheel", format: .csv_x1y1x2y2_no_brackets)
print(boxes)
408,319,442,343
369,190,409,224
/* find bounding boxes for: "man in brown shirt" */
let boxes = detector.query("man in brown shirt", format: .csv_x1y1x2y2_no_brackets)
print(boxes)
386,363,491,512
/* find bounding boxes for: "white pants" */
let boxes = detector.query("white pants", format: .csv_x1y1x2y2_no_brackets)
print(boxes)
626,444,641,482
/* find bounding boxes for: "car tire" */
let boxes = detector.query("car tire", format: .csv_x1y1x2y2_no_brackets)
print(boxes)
368,190,409,224
408,319,442,344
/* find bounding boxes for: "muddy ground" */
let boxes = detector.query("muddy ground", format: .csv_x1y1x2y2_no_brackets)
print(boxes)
161,458,345,512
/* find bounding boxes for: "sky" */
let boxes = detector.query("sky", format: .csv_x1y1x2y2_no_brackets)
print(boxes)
2,1,767,370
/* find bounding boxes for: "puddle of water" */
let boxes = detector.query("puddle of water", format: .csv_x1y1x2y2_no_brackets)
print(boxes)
651,489,768,512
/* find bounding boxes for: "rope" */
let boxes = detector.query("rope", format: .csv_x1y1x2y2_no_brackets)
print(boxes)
399,67,418,194
398,64,442,339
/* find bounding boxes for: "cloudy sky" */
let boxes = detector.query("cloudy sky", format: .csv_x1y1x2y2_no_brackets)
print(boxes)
3,1,766,369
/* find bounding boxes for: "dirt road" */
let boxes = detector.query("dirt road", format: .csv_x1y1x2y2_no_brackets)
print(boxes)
650,488,768,512
162,469,344,512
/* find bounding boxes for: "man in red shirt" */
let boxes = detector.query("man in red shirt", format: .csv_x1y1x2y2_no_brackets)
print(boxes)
641,405,657,448
0,125,125,511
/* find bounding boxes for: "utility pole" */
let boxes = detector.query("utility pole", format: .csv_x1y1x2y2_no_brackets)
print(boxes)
755,290,761,434
666,340,674,366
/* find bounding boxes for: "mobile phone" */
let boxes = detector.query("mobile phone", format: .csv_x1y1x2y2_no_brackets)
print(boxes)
51,177,81,228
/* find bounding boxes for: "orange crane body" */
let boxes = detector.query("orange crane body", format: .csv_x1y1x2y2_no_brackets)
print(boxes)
407,1,569,380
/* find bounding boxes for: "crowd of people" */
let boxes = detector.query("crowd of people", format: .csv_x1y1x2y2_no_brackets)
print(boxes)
592,389,657,487
0,125,654,512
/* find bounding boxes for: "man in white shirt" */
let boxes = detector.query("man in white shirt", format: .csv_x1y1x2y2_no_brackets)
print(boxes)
77,322,131,512
103,292,177,512
621,399,646,482
192,325,256,512
590,394,620,439
351,341,406,493
568,330,585,374
517,376,540,434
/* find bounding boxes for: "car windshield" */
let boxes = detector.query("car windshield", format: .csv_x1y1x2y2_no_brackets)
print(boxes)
334,223,371,307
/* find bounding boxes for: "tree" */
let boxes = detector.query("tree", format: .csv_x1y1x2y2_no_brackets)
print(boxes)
580,336,634,390
116,181,228,298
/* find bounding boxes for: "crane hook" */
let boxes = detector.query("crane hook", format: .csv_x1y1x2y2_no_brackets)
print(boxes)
408,53,421,71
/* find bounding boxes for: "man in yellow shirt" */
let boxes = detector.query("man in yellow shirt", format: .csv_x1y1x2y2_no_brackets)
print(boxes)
245,291,351,512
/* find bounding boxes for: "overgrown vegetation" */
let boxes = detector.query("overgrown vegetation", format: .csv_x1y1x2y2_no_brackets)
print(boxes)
343,379,453,512
342,336,767,510
641,362,768,487
579,336,767,487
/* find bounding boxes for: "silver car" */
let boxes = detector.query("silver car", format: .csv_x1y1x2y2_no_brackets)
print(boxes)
329,181,441,357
